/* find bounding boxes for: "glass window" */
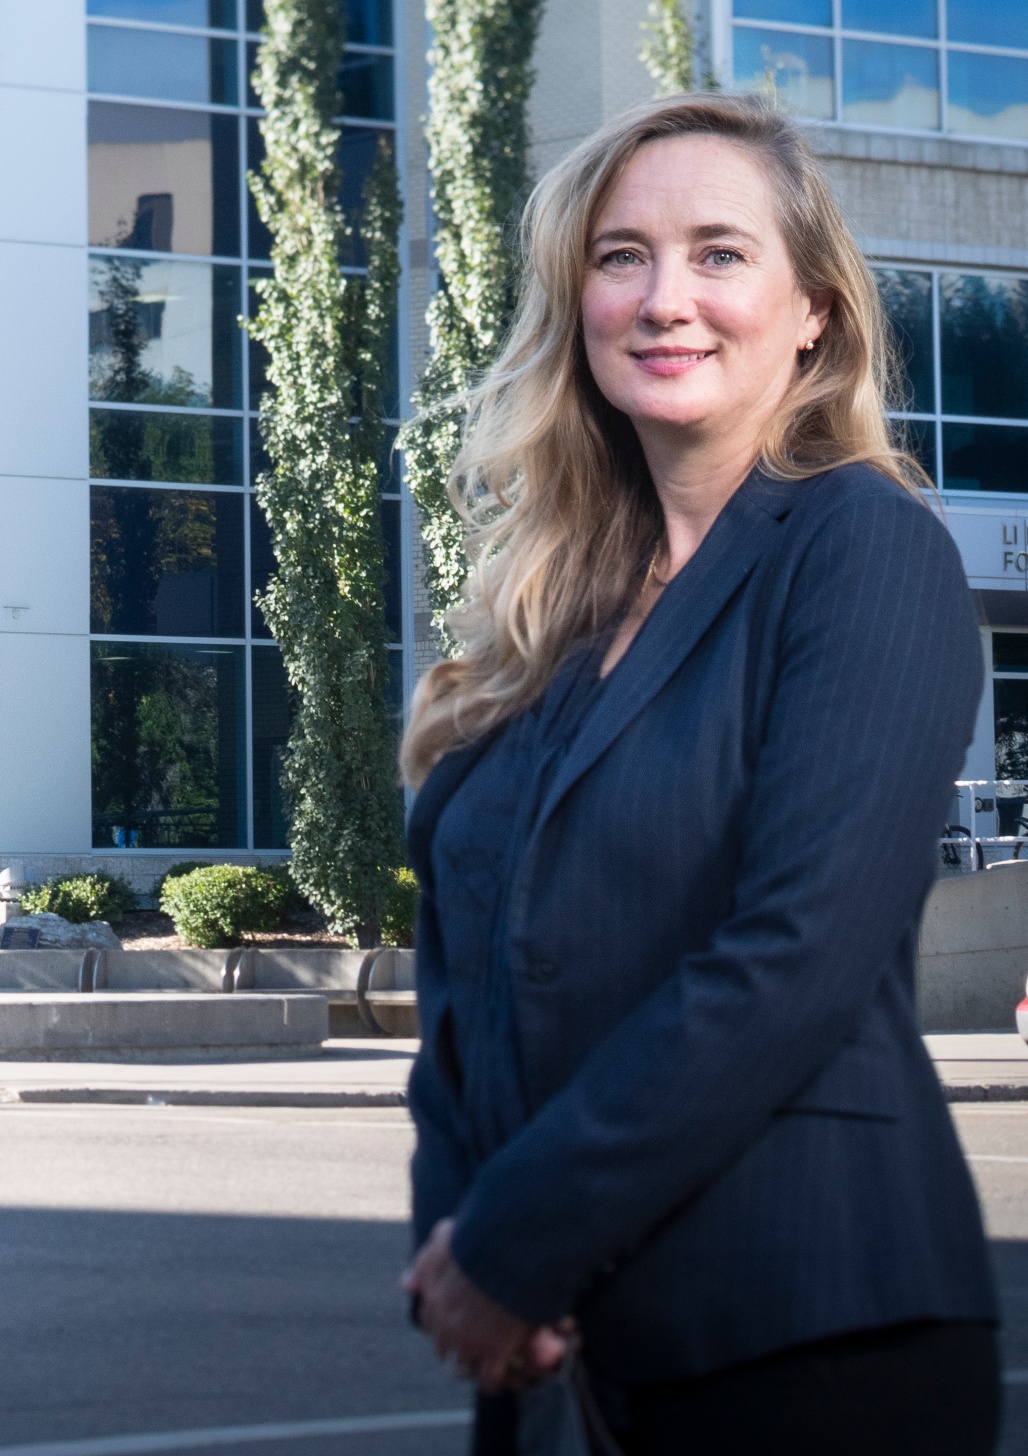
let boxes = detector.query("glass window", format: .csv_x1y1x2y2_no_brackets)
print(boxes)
87,1,237,25
91,408,244,484
342,0,393,46
338,125,392,263
246,116,273,261
897,418,937,484
732,28,834,120
88,24,238,106
941,273,1028,421
948,0,1028,51
994,679,1028,782
246,0,262,29
842,40,938,129
247,271,271,410
947,52,1028,143
249,495,276,639
380,495,401,643
993,633,1028,672
89,103,240,257
250,416,271,484
841,0,936,38
379,424,400,492
733,0,831,21
252,646,293,849
942,423,1028,493
91,642,246,849
338,51,394,120
91,486,244,637
875,269,933,414
90,256,242,410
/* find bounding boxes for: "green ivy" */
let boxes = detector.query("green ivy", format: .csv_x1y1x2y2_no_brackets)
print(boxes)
400,0,545,654
247,0,404,946
640,0,695,94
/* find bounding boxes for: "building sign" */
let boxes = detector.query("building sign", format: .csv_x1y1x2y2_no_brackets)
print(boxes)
945,511,1028,590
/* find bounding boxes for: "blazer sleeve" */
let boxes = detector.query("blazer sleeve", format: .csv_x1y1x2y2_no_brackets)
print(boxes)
447,486,985,1325
408,891,475,1249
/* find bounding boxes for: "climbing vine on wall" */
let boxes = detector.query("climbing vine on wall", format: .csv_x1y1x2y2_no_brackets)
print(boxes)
248,0,403,945
400,0,545,655
640,0,696,94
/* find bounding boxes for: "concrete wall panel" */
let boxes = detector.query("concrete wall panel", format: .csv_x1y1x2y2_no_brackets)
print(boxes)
0,241,88,481
0,0,85,94
0,631,91,854
0,477,88,637
0,87,86,247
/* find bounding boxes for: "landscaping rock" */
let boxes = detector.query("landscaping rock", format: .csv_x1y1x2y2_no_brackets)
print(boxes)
13,914,122,950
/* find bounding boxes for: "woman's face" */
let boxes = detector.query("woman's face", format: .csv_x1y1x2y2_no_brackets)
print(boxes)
581,135,829,451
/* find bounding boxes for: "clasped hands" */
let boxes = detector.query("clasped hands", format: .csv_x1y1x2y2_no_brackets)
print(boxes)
402,1217,574,1394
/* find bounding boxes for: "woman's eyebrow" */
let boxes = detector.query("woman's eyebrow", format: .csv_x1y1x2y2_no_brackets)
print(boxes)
590,227,649,249
590,222,762,249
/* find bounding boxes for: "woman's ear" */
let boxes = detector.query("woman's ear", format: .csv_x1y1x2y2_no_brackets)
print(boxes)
801,288,835,347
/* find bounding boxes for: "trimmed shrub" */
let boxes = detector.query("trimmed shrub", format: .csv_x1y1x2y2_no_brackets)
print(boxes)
152,861,213,903
21,873,137,925
159,865,289,949
380,867,419,948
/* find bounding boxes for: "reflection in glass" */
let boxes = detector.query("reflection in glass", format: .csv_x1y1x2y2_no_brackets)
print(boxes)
842,0,935,37
90,255,242,409
732,27,833,120
91,486,244,637
732,0,830,21
993,634,1028,672
88,25,238,105
875,269,933,413
248,271,272,410
948,0,1028,51
91,408,244,484
842,40,938,129
91,642,245,849
942,423,1028,494
88,1,236,24
250,416,271,484
246,117,273,261
252,646,293,849
380,495,401,642
89,102,240,257
995,679,1028,783
338,52,394,120
948,53,1028,143
941,273,1028,420
249,495,276,639
338,126,391,264
342,0,393,46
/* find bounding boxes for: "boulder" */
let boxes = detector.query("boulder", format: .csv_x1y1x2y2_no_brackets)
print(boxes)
11,914,121,950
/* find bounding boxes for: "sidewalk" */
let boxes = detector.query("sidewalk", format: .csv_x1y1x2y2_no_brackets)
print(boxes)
0,1033,1024,1108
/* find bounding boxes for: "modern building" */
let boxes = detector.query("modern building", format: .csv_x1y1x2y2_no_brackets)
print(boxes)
3,0,1028,890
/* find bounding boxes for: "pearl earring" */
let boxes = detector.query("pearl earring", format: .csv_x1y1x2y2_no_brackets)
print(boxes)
804,339,815,351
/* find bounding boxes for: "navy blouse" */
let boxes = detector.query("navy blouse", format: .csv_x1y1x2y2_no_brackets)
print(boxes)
430,641,609,1164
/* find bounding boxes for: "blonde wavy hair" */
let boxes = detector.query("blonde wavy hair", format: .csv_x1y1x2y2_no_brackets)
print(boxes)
401,92,924,787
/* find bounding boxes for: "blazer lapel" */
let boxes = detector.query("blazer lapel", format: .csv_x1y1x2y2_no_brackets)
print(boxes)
533,473,788,831
407,727,502,890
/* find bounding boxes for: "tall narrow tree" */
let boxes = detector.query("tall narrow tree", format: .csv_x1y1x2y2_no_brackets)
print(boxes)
248,0,403,945
401,0,545,653
640,0,696,95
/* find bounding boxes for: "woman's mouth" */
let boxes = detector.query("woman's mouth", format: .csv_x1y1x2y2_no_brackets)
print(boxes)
630,348,715,377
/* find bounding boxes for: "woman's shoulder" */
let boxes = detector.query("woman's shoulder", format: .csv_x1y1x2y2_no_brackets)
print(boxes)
779,462,956,562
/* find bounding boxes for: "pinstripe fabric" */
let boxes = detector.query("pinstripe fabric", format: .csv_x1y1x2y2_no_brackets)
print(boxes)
407,464,998,1386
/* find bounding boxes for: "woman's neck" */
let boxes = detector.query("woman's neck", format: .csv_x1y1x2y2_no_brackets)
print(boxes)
639,426,761,576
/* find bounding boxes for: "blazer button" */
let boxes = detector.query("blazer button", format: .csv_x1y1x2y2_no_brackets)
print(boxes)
526,959,558,984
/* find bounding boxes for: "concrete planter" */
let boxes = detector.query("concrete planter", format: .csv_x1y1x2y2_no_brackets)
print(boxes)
918,860,1028,1032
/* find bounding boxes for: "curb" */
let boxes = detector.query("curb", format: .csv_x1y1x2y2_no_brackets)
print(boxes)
0,1086,409,1108
945,1084,1028,1102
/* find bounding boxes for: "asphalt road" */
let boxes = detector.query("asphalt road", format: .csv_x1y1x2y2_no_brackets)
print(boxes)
0,1101,1022,1455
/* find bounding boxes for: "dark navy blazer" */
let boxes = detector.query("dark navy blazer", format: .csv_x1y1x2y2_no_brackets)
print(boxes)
407,463,997,1385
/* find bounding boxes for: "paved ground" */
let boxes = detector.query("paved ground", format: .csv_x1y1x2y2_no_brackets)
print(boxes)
0,1057,1024,1455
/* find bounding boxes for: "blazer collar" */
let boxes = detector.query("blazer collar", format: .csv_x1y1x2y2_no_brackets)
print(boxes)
532,467,790,830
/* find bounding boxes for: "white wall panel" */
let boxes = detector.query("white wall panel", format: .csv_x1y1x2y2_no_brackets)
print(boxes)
0,87,86,247
0,631,91,854
0,0,85,94
0,241,88,480
0,478,88,636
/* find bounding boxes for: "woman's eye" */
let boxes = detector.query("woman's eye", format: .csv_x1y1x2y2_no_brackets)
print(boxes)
601,249,641,267
707,248,742,267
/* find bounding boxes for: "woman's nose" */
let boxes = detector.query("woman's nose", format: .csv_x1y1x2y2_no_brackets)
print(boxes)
639,260,699,328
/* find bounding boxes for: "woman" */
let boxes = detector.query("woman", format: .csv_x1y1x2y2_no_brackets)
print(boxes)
401,94,1000,1455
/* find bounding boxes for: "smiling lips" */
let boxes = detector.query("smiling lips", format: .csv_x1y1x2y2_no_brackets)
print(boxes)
631,347,715,376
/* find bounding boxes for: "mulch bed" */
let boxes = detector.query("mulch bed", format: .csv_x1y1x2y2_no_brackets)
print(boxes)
116,908,355,953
